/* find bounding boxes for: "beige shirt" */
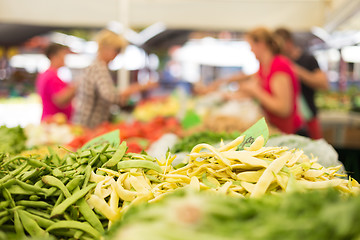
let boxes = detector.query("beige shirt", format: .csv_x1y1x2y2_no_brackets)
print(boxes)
73,59,120,128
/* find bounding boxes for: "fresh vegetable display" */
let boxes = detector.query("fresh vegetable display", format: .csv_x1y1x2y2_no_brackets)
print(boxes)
85,135,358,227
24,123,77,148
0,143,116,239
106,188,360,240
0,125,26,155
133,96,180,122
67,117,181,153
21,113,84,148
0,141,170,239
0,119,359,239
316,90,353,112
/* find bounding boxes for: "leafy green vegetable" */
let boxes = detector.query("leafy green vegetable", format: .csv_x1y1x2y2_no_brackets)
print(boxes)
171,131,239,153
0,125,26,154
106,189,360,240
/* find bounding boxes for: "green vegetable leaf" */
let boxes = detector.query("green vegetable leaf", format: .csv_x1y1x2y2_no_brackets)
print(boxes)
81,130,120,150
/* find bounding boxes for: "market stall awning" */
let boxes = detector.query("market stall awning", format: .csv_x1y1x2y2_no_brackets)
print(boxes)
1,0,359,32
0,0,359,49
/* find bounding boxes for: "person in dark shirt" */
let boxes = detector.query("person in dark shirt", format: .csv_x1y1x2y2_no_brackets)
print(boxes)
274,28,329,139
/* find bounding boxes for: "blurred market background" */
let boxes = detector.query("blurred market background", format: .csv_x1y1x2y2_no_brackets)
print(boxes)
2,1,360,239
0,0,360,176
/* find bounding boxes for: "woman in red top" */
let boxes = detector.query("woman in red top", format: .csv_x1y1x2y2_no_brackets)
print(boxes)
198,27,303,134
243,27,302,134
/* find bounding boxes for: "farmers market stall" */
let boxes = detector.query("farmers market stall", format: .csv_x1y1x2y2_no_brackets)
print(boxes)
1,1,360,238
1,119,360,239
319,110,360,181
320,111,360,149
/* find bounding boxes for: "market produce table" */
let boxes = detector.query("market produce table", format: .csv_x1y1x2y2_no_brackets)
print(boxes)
1,118,360,239
320,111,360,180
320,111,360,149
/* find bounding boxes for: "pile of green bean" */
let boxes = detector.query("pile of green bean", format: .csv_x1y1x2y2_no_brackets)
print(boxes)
0,142,143,239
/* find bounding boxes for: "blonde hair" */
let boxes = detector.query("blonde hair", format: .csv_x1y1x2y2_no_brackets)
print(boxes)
95,29,127,50
246,27,282,55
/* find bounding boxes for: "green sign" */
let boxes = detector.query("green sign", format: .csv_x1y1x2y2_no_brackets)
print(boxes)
81,129,120,150
237,117,269,150
181,110,202,130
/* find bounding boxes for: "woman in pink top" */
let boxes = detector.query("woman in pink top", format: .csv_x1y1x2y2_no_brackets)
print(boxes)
36,44,76,122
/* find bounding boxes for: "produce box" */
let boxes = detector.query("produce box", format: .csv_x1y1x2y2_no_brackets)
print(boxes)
319,111,360,149
344,126,360,149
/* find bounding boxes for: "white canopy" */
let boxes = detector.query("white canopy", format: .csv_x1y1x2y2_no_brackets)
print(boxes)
0,0,359,32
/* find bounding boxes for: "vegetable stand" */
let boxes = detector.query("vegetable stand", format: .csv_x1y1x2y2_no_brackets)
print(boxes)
320,111,360,181
0,119,359,239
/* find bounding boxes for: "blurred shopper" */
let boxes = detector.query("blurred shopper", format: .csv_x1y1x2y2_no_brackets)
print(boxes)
73,29,157,129
274,28,328,139
199,27,303,134
36,43,76,122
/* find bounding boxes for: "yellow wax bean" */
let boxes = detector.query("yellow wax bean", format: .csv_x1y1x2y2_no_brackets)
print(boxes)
111,179,137,201
129,176,150,194
87,194,119,221
286,150,303,167
240,181,255,193
237,170,265,183
275,173,289,190
162,174,191,183
94,178,112,199
228,190,245,198
230,164,248,169
230,185,245,192
303,169,325,180
188,152,215,159
244,136,264,151
217,181,232,194
97,168,120,177
109,185,120,215
189,176,200,191
242,146,288,157
218,135,245,152
296,179,344,189
190,143,231,166
251,151,291,198
90,171,106,183
222,151,268,168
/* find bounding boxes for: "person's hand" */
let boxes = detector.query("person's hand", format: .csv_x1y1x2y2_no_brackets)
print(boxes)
119,94,129,106
293,63,309,79
222,92,232,101
222,91,252,101
144,81,159,90
239,77,261,97
68,83,78,92
292,64,302,76
193,82,210,95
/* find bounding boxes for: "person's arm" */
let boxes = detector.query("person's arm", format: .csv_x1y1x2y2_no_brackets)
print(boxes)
120,81,158,100
241,73,293,117
52,84,77,108
194,72,254,95
294,64,328,90
213,72,254,88
222,90,251,101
